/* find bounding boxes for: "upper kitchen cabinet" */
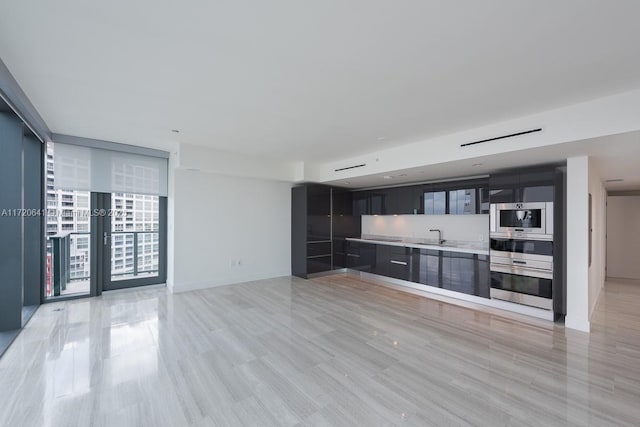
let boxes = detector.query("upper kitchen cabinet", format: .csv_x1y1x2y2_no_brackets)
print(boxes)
369,191,385,215
479,188,490,214
424,178,488,215
381,186,418,215
352,191,370,216
448,188,478,215
490,167,557,204
520,169,555,202
306,184,331,241
350,178,487,217
350,189,389,215
332,187,353,217
424,190,447,215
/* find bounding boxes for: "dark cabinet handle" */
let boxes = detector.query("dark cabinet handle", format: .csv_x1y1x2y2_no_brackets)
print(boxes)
390,260,408,266
512,260,527,265
514,229,525,232
347,253,360,258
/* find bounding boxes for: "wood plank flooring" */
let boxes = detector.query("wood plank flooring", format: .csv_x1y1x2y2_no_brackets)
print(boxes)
0,274,639,426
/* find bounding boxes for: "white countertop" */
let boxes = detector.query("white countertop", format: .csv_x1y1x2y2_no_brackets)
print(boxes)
346,235,489,255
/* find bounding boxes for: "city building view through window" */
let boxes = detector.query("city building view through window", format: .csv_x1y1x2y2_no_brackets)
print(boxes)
45,142,160,297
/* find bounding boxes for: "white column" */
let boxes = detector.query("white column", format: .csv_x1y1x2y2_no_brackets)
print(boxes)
166,148,177,293
565,156,590,332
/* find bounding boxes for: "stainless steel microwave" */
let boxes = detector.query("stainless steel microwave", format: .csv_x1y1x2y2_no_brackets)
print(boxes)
490,202,554,240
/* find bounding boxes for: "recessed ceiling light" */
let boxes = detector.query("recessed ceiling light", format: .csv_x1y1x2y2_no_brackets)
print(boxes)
396,173,407,177
606,179,624,182
472,163,483,167
171,129,180,133
344,181,351,185
383,175,393,180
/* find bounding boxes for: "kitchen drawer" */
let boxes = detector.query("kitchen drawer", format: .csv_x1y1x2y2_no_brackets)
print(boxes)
307,241,332,258
307,256,332,274
376,244,412,280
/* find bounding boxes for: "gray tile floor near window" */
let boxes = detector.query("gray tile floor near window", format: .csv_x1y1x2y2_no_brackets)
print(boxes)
0,274,638,426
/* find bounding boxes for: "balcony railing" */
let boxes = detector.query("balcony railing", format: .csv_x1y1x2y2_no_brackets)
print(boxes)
110,231,159,280
49,231,159,296
50,232,89,296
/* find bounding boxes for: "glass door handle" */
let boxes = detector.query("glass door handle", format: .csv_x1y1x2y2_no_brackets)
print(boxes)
103,232,110,245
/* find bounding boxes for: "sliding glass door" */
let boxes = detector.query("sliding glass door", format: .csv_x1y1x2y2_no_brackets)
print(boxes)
99,192,166,291
44,141,168,300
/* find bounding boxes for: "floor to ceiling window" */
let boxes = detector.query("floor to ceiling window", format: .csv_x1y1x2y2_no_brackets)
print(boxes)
44,139,168,300
110,193,160,281
0,98,43,356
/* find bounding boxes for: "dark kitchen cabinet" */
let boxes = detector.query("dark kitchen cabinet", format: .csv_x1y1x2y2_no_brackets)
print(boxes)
443,252,476,295
412,186,425,214
292,184,335,278
488,188,517,204
345,241,376,272
424,179,488,215
351,190,385,215
424,190,447,215
382,186,417,215
477,255,490,298
332,189,358,269
521,185,555,203
412,248,489,298
333,239,347,269
352,191,370,216
441,252,490,298
306,255,333,275
375,244,412,281
479,188,490,214
370,191,385,215
414,249,441,287
490,168,556,204
448,188,478,215
351,187,422,216
307,185,331,241
519,169,556,187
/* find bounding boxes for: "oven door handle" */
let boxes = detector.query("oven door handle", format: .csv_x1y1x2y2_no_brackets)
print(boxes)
490,263,553,280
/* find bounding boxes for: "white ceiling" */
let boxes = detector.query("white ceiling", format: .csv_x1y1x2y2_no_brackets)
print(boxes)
1,1,640,162
324,131,640,191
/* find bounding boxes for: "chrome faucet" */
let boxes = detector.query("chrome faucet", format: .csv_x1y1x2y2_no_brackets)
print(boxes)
429,229,446,245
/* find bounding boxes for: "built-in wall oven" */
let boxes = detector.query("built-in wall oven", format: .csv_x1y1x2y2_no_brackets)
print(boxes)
489,237,553,310
490,202,553,241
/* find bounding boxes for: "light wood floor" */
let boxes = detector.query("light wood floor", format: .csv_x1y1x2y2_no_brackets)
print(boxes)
0,274,639,426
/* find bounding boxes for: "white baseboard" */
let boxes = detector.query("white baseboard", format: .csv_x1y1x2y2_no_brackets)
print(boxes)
170,271,291,293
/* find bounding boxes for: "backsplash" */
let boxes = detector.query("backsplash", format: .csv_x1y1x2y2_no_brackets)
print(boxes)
361,214,489,243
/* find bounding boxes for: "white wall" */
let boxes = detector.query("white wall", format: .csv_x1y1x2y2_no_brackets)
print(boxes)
588,161,607,316
167,155,292,293
362,214,488,243
607,196,640,280
566,156,590,332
